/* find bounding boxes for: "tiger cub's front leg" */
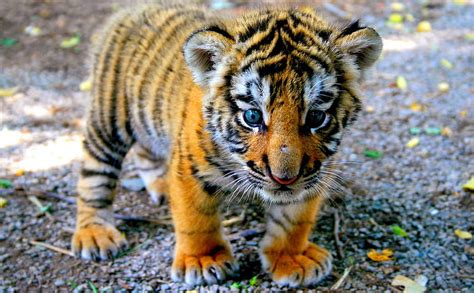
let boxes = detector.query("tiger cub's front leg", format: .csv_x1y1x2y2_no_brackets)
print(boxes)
168,173,239,285
71,129,130,260
260,198,333,287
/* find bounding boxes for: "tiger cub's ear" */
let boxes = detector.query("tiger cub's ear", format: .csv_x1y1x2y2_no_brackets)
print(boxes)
184,25,234,88
334,20,383,72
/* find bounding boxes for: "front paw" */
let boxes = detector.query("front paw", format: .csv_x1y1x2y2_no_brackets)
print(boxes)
260,242,333,287
71,223,128,261
171,245,239,286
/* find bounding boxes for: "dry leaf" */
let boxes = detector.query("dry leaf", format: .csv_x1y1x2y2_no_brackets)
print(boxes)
0,197,7,208
79,79,92,91
440,59,453,69
367,249,393,262
391,2,405,12
388,13,404,24
438,82,450,92
441,127,452,137
15,169,25,176
409,103,424,112
417,21,432,32
392,275,427,293
25,25,42,36
406,137,420,148
366,105,375,113
0,87,18,97
396,76,408,90
454,229,472,240
462,177,474,191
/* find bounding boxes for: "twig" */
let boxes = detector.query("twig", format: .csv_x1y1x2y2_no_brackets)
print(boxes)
334,209,345,259
27,195,54,220
30,240,74,257
331,266,353,290
6,187,172,225
222,209,246,227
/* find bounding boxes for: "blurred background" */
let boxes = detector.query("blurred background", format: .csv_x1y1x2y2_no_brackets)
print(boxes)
0,0,473,291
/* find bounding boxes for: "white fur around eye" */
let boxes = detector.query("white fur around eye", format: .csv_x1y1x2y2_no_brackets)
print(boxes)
239,111,261,133
310,113,330,135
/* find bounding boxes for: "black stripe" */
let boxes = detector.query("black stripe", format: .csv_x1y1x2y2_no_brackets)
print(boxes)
238,15,272,42
80,168,119,180
338,19,365,38
189,24,234,41
87,182,117,190
79,198,113,209
268,213,289,233
256,59,287,77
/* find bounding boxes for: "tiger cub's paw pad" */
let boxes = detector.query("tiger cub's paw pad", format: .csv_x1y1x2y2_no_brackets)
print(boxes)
72,224,128,261
171,247,239,285
261,243,332,287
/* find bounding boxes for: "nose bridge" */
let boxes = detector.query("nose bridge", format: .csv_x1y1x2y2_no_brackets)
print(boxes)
267,103,302,177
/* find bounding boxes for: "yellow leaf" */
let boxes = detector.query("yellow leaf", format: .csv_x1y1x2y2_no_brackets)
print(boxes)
459,110,468,118
0,87,18,97
441,127,452,137
388,13,404,24
0,197,7,208
465,33,474,42
438,82,450,92
409,103,424,112
417,21,432,32
367,249,393,262
455,229,472,240
24,25,42,36
79,79,92,91
391,2,405,12
405,14,415,22
454,0,466,5
366,105,375,113
15,169,25,176
392,275,427,293
60,35,80,49
440,59,453,69
396,76,408,90
463,177,474,191
406,137,420,148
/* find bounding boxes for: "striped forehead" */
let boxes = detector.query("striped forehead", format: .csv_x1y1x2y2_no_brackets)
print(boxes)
230,69,272,120
303,74,338,112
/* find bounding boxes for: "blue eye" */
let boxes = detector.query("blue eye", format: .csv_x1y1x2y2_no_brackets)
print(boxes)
243,109,263,127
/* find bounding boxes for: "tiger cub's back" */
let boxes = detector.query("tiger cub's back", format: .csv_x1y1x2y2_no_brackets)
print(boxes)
88,5,217,155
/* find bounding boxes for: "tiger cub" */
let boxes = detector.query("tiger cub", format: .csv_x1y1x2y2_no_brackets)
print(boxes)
72,4,382,287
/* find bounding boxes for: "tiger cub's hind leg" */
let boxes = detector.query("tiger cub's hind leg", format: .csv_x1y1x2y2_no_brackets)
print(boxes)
131,144,168,205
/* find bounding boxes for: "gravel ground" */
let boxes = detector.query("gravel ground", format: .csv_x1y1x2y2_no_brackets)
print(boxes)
1,0,473,291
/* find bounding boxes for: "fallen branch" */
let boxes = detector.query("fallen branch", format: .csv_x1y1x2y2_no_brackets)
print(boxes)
6,188,172,225
331,266,353,290
30,240,74,257
333,209,345,259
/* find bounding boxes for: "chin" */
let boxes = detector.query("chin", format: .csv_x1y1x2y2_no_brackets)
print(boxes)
259,187,309,205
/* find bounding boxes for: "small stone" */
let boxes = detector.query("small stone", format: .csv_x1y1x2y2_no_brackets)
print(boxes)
54,279,65,287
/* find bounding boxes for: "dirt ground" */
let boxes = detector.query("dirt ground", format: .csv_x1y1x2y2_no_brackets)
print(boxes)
1,0,473,291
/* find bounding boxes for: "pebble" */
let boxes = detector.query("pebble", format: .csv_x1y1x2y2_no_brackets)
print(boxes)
54,279,65,287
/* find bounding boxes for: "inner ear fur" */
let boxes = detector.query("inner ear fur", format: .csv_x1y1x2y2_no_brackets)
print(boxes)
183,25,234,88
334,20,383,71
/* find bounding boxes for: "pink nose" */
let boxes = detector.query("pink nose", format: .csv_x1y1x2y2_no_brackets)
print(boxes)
271,174,298,185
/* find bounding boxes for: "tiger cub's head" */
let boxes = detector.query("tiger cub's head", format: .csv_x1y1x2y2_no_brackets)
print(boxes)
184,8,382,204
